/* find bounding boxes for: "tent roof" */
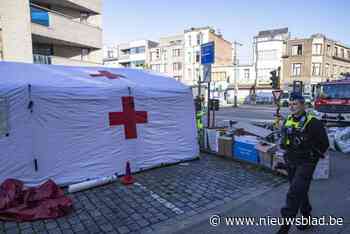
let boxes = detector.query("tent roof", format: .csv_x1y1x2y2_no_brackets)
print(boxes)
0,62,190,95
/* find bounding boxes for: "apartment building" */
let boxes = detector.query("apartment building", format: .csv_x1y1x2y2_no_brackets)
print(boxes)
148,35,184,80
0,0,103,66
104,40,158,68
282,33,350,94
183,27,233,86
253,27,290,89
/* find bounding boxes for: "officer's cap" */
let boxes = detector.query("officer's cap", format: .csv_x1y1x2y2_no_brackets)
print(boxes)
289,92,305,103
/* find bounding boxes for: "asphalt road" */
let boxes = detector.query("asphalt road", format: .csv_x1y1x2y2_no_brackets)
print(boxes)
203,105,291,127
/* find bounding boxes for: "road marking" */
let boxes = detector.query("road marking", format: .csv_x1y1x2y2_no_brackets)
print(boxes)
134,182,184,215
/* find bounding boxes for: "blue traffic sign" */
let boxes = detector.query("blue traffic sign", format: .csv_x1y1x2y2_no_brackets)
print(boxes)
201,42,215,65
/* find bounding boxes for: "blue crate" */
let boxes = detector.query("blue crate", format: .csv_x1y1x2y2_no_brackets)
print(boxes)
233,141,260,164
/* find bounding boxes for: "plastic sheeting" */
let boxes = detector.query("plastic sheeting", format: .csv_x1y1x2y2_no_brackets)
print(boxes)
0,62,199,186
334,127,350,153
0,179,72,221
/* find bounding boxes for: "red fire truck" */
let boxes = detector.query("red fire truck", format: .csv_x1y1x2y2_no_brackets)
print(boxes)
314,77,350,124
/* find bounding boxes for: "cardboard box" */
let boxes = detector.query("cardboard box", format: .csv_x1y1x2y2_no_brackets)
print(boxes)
255,142,277,169
233,136,259,164
218,136,233,158
205,128,227,153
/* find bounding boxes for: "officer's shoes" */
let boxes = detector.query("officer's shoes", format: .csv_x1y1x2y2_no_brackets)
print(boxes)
276,224,291,234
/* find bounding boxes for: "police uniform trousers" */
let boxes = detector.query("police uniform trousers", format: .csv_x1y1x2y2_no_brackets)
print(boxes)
281,152,319,218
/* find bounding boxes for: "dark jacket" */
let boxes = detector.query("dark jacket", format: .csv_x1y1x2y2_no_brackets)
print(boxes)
282,112,329,163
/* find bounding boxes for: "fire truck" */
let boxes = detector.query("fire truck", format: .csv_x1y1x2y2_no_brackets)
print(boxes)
314,76,350,124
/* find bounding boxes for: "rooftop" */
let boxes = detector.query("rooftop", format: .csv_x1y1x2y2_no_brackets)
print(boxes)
257,27,289,38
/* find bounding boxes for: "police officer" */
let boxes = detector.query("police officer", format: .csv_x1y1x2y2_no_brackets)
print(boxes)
277,93,329,234
194,96,205,147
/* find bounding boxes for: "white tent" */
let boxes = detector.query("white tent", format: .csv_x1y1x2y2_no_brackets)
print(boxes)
0,62,199,186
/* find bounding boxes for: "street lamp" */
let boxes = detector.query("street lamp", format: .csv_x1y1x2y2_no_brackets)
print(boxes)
233,41,243,108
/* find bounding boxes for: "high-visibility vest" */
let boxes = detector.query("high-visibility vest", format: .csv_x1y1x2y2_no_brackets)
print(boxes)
282,113,316,148
196,111,204,129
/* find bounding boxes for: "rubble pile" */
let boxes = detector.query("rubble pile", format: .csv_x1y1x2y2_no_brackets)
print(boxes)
203,120,333,180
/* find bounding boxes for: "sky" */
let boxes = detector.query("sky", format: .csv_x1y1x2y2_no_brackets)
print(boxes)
103,0,350,64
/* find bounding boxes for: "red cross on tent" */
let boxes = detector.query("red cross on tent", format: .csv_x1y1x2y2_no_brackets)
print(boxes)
109,96,148,139
90,70,125,79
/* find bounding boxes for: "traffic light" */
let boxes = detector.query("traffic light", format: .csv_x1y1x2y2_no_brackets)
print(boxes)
270,70,277,89
270,68,281,89
194,97,202,111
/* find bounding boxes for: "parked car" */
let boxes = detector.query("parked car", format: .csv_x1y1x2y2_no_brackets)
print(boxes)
303,93,314,108
280,92,290,107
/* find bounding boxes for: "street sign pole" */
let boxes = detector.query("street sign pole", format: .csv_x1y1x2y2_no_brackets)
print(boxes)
201,42,215,128
207,82,211,128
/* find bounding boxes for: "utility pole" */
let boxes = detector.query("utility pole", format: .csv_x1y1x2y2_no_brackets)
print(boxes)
233,41,243,108
253,36,258,105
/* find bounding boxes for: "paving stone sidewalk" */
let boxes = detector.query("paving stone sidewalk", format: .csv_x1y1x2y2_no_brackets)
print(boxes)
0,154,286,234
175,151,350,234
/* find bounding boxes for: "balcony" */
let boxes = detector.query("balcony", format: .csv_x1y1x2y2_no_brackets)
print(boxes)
34,54,102,66
31,5,102,49
31,0,102,14
64,0,101,14
118,54,131,60
33,54,52,64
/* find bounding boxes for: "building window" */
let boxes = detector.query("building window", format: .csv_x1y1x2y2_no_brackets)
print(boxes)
341,48,345,58
197,33,203,45
244,69,250,79
172,49,181,57
195,51,200,63
80,12,89,23
327,44,331,56
188,52,192,64
151,64,161,72
258,50,278,60
188,68,192,79
291,45,303,56
33,43,53,56
0,97,9,137
292,63,301,76
81,48,90,60
312,44,322,55
335,47,339,57
333,65,338,75
188,35,192,47
173,62,182,71
163,49,167,60
312,63,321,76
212,72,227,82
130,46,146,54
150,51,159,61
155,49,160,59
325,63,330,77
107,49,114,58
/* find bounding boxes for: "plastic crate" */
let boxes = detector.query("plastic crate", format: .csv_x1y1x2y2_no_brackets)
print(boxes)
233,141,259,164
